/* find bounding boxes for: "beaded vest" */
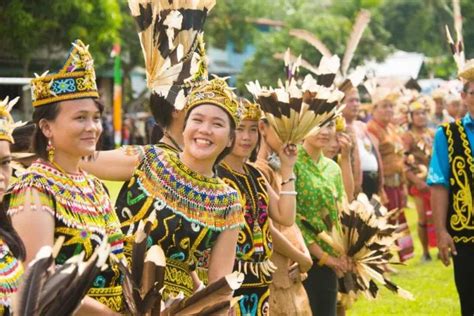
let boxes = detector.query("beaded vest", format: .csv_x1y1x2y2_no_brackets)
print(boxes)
217,162,273,288
8,160,124,312
0,239,23,316
442,121,474,244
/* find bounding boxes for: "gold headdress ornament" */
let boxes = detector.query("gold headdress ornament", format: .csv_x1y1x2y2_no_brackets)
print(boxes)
128,0,215,111
247,48,345,145
445,25,474,82
241,99,262,121
186,76,242,126
31,40,98,107
287,9,371,94
0,96,26,143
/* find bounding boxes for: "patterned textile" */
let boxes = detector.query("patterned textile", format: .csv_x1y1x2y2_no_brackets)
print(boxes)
442,120,474,244
217,162,272,316
116,145,243,299
234,285,270,316
0,239,23,316
7,160,124,312
294,147,344,256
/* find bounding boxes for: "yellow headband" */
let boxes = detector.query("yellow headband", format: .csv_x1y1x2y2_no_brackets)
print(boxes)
0,96,25,143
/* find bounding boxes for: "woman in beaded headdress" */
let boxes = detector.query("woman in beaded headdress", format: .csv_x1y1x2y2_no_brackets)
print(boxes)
81,77,244,300
7,40,125,315
401,100,435,261
215,99,301,316
0,96,26,316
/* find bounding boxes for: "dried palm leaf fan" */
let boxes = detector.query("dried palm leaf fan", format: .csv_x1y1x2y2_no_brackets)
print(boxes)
129,0,215,112
14,236,111,316
247,49,344,145
288,9,371,94
113,211,166,316
300,193,413,309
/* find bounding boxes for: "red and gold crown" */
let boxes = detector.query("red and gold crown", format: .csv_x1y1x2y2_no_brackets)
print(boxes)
30,40,99,107
186,76,242,126
0,96,25,143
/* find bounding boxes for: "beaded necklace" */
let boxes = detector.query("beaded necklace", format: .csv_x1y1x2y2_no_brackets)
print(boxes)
221,162,265,255
49,161,104,215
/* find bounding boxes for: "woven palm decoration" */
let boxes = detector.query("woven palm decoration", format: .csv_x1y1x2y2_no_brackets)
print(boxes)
15,237,111,316
287,9,371,93
246,49,344,145
129,0,215,110
301,193,413,308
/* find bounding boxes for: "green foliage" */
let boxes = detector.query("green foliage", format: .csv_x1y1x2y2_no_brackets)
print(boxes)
0,0,122,74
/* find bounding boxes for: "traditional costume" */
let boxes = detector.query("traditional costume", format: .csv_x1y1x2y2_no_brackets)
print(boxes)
254,150,312,316
7,40,125,312
403,101,436,250
116,77,244,300
215,101,274,316
0,96,25,316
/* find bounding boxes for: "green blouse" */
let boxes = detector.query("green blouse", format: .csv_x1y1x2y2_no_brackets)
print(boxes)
294,147,344,256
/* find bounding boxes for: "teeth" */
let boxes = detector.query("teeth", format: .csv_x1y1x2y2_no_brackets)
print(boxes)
195,138,211,145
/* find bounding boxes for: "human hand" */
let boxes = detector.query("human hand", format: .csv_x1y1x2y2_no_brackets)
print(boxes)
437,230,457,267
278,143,298,169
337,133,353,158
326,256,348,277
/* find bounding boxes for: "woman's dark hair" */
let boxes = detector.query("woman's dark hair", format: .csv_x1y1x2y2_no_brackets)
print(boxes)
0,198,26,260
149,93,175,130
248,130,261,163
184,106,236,168
32,99,104,160
11,122,35,153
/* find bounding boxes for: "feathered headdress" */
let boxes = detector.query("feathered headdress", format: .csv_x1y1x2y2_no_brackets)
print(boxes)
129,0,215,111
0,96,26,143
246,49,344,145
241,98,262,121
445,24,474,82
363,78,401,107
30,40,99,107
288,10,371,93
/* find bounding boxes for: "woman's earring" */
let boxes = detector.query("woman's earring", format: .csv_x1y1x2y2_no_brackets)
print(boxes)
47,139,55,163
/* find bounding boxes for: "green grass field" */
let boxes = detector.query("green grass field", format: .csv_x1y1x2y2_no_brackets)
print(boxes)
104,181,460,315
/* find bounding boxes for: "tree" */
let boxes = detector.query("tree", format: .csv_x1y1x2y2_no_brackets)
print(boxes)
0,0,122,76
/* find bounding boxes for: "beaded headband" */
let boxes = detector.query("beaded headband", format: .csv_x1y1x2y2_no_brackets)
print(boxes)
186,76,242,126
30,39,99,107
0,96,25,143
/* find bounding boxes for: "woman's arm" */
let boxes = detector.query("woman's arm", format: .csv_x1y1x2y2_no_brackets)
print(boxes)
307,243,347,277
207,228,239,284
267,181,296,226
270,223,312,272
11,189,119,315
79,148,139,181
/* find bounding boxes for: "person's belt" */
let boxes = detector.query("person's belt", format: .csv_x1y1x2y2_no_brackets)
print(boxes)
363,171,379,178
384,173,401,187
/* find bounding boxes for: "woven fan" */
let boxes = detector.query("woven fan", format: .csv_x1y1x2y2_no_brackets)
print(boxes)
301,193,413,308
129,0,215,110
15,236,111,316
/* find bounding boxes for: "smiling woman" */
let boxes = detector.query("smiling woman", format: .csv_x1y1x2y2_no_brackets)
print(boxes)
7,40,125,315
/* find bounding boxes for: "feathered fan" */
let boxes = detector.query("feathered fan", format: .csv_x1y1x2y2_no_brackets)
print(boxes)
301,193,414,308
14,236,111,316
129,0,215,110
247,49,344,145
287,10,371,93
113,210,166,316
164,271,244,315
445,24,474,81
